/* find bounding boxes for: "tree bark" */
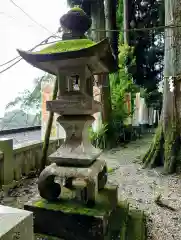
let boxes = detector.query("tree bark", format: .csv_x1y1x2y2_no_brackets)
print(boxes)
104,0,118,59
104,0,113,40
91,0,112,124
123,0,129,44
142,0,181,173
40,78,58,173
91,0,106,41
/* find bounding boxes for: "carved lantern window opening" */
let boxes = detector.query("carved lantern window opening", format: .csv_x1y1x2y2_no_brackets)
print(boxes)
65,75,81,92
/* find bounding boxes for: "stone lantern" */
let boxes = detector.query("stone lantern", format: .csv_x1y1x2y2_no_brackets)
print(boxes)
18,7,117,207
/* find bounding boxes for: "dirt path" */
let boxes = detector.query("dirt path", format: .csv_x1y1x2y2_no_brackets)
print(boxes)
1,134,181,240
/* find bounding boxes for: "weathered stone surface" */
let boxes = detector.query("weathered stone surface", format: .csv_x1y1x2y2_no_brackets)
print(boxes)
46,92,101,115
49,146,101,167
24,186,119,240
0,204,34,240
49,116,102,167
18,7,117,211
37,160,108,204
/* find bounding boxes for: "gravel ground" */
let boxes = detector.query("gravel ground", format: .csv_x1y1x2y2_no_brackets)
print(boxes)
1,133,181,240
100,134,181,240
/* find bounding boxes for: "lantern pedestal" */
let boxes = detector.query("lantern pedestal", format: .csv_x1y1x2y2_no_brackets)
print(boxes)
25,184,119,240
38,112,108,205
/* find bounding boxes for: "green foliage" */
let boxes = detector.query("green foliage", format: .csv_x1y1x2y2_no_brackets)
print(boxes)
110,44,139,121
144,89,163,110
89,123,108,149
110,74,128,121
116,0,123,29
89,43,140,147
125,0,164,92
116,0,123,43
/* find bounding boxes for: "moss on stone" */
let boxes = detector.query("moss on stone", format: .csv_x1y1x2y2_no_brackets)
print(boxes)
33,187,115,216
32,196,146,240
108,201,146,240
71,7,86,15
108,168,114,173
34,199,107,216
34,39,95,55
35,233,59,240
117,201,129,240
125,209,146,240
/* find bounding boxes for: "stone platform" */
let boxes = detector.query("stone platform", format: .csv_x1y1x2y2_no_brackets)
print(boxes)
25,185,119,240
0,205,34,240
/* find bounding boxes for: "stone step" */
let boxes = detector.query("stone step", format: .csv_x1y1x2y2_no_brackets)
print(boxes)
0,205,34,240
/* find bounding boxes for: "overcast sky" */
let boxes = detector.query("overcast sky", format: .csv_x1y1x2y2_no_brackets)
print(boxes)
0,0,68,117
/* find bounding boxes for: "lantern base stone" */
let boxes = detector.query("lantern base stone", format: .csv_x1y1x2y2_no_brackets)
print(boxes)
24,185,119,240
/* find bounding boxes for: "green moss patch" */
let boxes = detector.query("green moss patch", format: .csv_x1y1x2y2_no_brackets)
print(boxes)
126,209,147,240
108,168,114,173
30,186,146,239
33,186,116,216
35,234,59,240
71,7,86,15
34,198,107,216
31,196,146,240
34,39,95,55
109,201,147,240
118,201,129,240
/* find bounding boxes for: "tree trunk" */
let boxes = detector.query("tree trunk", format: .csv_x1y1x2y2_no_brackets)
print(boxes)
104,0,113,40
123,0,129,44
142,0,181,173
91,0,106,41
104,0,118,59
40,77,58,173
91,0,112,124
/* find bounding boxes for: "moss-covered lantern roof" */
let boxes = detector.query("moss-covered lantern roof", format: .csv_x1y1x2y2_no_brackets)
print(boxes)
36,39,95,54
17,38,117,75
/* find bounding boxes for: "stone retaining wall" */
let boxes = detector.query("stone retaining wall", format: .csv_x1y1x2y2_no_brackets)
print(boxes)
0,138,63,188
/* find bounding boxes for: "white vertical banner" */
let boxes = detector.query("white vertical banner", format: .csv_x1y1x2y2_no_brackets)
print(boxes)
132,92,140,126
148,107,154,126
142,99,148,125
139,98,149,125
41,78,58,140
153,110,160,124
139,97,145,125
92,84,102,132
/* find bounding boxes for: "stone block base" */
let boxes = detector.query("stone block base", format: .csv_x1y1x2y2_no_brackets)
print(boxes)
25,185,119,240
0,205,34,240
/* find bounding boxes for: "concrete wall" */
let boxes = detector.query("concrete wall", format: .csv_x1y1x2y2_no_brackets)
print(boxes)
0,138,62,189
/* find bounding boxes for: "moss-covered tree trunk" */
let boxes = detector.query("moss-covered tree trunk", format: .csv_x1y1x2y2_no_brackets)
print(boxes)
143,0,181,173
